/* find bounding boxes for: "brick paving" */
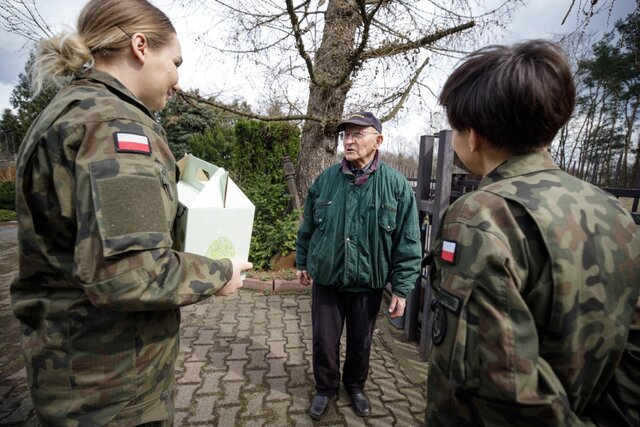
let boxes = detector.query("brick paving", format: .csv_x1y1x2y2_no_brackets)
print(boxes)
0,222,428,426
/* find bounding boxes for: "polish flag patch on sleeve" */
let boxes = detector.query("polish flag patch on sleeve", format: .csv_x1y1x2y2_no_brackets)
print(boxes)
441,240,457,264
114,132,151,155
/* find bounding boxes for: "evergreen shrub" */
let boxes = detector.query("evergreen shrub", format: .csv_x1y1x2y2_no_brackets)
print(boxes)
0,181,15,211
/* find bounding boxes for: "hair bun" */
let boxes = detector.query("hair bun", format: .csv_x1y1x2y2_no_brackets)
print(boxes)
31,31,92,94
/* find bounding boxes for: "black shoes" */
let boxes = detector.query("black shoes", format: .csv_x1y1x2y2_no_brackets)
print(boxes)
349,391,371,417
309,394,333,420
308,390,371,419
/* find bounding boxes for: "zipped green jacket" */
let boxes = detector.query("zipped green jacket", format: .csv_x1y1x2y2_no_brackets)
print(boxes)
296,161,421,297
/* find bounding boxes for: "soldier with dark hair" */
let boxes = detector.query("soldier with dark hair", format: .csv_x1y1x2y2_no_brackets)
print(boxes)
11,0,252,425
426,40,640,426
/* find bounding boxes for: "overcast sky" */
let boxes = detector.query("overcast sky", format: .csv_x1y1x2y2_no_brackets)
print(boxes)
0,0,635,144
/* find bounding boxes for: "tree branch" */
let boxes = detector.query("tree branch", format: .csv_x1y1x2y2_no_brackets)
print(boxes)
286,0,316,84
561,0,578,25
380,56,430,123
361,21,475,60
177,90,324,123
204,31,292,55
0,0,53,41
21,0,53,38
351,0,381,64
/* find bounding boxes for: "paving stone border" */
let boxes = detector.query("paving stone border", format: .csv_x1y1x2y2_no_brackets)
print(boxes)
1,223,428,426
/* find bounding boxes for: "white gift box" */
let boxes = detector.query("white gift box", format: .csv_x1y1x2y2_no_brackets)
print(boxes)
174,154,255,264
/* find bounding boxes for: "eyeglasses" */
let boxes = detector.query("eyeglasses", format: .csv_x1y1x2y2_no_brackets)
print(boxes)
337,131,379,143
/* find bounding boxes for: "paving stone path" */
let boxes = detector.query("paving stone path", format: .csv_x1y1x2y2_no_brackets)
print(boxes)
0,223,428,426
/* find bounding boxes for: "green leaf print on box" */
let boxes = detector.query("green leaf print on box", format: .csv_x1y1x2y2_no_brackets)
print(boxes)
206,236,236,260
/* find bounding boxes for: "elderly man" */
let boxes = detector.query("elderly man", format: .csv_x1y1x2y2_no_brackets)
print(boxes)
296,111,422,420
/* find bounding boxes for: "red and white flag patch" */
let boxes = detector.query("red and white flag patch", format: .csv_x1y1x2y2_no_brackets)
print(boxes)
441,240,457,264
114,132,151,155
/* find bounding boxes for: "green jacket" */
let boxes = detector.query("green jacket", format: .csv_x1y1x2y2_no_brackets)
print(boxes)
296,160,421,297
427,151,640,426
12,71,232,426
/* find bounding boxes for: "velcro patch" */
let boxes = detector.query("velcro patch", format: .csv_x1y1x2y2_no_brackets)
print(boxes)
438,288,462,315
441,240,457,264
114,132,151,155
431,301,446,346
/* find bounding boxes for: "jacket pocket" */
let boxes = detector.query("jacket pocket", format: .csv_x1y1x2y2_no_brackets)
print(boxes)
378,201,397,232
313,199,332,230
309,200,332,276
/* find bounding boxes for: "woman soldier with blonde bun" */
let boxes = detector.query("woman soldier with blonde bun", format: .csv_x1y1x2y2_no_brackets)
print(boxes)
12,0,252,425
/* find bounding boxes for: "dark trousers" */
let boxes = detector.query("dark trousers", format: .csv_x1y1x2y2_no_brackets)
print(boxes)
311,282,384,396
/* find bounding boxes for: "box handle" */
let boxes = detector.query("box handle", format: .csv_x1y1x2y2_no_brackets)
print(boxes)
181,154,228,202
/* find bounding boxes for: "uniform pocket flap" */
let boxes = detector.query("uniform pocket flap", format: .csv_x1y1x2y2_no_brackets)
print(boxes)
89,159,173,258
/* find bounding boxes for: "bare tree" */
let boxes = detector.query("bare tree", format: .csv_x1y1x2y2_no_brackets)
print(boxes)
177,0,528,200
1,0,629,199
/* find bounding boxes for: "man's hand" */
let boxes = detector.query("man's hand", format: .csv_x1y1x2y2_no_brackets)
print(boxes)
216,260,253,296
296,269,311,286
388,294,406,318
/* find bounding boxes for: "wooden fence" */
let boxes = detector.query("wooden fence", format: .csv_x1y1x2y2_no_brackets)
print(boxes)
0,161,16,182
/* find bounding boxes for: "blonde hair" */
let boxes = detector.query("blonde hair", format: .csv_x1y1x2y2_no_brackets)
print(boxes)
31,0,175,94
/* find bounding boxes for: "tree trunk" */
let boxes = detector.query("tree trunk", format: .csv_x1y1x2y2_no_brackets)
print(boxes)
296,85,350,203
631,130,640,188
295,0,360,204
622,96,638,186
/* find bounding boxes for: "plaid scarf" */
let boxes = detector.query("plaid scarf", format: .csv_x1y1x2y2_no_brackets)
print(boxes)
341,151,380,186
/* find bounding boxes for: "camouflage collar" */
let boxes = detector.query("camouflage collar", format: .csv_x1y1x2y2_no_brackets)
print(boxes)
480,150,559,187
78,70,154,119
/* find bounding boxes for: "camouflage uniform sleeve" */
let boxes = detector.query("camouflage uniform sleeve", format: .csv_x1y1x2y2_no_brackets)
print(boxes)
614,297,640,424
589,296,640,426
71,120,233,311
427,192,585,426
389,180,422,297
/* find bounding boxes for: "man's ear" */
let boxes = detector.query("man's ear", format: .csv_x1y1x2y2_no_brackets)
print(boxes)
375,134,384,149
130,33,148,64
468,128,484,153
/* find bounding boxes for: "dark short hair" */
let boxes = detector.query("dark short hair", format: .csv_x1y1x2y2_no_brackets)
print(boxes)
440,40,575,154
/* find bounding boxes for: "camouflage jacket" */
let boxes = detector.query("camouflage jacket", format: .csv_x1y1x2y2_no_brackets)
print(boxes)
426,151,640,426
11,71,233,426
